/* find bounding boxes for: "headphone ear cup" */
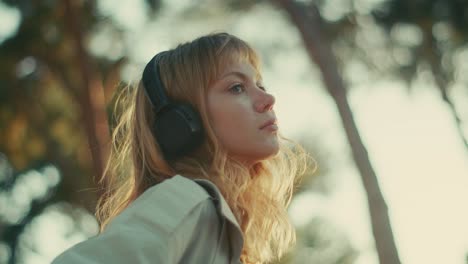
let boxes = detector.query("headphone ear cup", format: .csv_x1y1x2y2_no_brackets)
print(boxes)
154,103,204,160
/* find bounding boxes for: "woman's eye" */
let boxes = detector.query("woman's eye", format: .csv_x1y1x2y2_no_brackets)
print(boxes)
258,85,266,91
229,84,244,94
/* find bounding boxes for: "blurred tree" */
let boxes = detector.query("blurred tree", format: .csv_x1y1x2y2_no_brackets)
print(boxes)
272,1,401,264
372,0,468,152
0,0,138,262
271,217,358,264
293,217,358,264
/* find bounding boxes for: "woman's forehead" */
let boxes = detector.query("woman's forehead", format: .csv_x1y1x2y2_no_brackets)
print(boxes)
218,63,261,82
216,51,261,79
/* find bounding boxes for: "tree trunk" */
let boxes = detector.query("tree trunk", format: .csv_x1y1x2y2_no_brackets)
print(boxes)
273,1,401,263
419,21,468,154
63,0,110,191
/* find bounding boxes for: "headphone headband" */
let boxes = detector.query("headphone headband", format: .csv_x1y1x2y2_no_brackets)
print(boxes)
142,51,170,114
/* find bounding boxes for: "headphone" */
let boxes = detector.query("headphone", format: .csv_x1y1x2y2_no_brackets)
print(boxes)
142,51,204,161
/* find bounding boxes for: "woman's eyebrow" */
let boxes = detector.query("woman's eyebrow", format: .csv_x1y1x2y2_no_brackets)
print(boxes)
222,71,245,80
221,71,263,82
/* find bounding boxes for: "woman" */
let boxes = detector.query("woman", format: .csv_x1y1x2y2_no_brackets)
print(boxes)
52,32,312,264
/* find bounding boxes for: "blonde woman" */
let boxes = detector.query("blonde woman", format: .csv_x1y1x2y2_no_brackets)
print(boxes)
52,32,311,264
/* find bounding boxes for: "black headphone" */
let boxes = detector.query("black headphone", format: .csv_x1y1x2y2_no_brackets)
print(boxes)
142,51,204,161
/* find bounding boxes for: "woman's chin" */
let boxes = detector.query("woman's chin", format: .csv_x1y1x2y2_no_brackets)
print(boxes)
251,149,281,164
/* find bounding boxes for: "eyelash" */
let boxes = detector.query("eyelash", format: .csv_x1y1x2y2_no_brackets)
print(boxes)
229,84,245,94
229,83,266,93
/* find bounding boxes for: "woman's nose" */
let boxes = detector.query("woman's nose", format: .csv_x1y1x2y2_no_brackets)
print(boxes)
255,91,275,113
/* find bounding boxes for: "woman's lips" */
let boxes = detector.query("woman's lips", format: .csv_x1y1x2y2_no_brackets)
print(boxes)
260,118,278,132
261,123,278,131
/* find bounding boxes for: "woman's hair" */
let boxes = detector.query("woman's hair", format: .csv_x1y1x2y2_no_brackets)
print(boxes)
97,32,315,264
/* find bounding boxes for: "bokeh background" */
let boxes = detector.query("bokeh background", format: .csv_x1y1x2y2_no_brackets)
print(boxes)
1,0,468,263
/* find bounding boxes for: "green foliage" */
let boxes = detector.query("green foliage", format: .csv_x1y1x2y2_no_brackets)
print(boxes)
0,1,127,262
373,0,468,36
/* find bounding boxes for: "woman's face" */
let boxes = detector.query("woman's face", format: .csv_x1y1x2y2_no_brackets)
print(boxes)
207,58,279,165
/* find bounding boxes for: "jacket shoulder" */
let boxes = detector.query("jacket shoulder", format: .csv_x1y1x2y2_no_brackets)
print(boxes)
52,198,220,264
107,174,213,234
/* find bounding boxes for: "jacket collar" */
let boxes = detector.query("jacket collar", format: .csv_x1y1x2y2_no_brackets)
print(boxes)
192,178,241,230
176,175,245,263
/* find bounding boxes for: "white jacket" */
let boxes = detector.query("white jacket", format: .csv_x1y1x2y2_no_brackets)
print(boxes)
52,175,244,264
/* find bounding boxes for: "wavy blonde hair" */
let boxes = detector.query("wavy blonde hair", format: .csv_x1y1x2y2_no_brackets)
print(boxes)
97,32,315,264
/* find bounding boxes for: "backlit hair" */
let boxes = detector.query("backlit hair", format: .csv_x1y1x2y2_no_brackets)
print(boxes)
97,32,315,264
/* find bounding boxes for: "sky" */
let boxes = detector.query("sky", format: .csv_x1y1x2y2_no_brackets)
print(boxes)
1,0,468,263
